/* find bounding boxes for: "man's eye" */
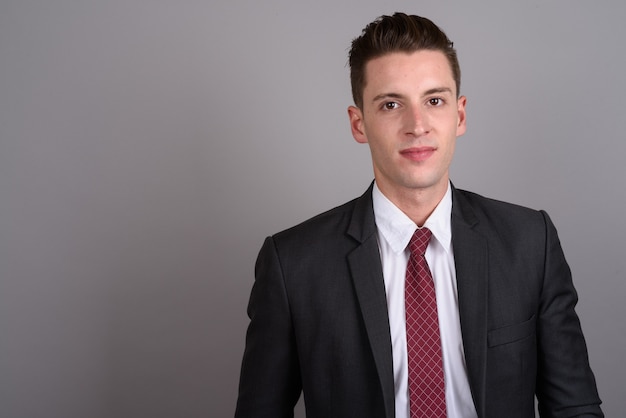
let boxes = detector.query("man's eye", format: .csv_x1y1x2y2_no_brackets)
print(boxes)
384,102,399,110
428,98,443,106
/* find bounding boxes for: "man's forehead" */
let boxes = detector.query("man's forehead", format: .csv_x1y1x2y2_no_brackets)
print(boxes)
362,51,457,97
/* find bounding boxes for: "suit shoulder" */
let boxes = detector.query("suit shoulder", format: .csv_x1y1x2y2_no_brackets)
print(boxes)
272,196,360,242
454,188,549,231
456,188,540,213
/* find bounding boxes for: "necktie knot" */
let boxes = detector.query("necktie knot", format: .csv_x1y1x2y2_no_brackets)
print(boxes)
409,227,432,257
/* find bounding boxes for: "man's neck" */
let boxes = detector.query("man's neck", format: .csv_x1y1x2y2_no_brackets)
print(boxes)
375,179,449,227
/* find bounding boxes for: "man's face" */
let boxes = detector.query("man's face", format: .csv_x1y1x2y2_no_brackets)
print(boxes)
348,50,467,201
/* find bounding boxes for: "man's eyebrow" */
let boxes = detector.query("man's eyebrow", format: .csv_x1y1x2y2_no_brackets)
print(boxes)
371,92,405,103
422,87,454,96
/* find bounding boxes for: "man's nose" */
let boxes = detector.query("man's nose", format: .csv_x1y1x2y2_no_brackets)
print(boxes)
405,105,429,136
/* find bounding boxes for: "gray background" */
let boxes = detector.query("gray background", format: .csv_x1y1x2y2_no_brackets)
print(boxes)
1,1,624,417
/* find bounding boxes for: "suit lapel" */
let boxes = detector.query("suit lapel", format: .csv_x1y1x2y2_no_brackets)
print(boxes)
451,187,489,417
346,185,395,418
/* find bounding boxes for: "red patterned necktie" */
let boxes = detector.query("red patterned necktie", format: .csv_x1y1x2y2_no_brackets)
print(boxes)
405,227,446,417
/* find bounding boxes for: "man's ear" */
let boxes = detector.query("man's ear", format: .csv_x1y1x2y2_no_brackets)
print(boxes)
348,106,368,144
456,95,467,137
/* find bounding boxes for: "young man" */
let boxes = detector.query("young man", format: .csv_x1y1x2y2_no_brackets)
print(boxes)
235,13,602,418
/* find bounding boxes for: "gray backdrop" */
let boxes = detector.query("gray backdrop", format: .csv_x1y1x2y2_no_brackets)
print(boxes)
1,1,624,417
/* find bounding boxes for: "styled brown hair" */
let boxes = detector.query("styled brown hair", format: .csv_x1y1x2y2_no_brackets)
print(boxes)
349,13,461,108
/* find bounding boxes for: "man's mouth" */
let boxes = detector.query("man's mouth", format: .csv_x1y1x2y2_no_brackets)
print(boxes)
400,147,435,162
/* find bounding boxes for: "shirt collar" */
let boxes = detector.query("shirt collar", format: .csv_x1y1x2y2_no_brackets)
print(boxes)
372,182,453,254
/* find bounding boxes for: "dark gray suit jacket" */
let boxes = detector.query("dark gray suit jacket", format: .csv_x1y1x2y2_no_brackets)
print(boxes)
235,184,602,417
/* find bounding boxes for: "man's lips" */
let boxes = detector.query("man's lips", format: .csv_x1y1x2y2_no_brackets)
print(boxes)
399,146,436,162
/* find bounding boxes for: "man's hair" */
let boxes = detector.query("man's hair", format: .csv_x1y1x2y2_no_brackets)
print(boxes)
348,12,461,109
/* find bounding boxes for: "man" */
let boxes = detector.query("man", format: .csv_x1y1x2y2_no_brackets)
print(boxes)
235,13,602,418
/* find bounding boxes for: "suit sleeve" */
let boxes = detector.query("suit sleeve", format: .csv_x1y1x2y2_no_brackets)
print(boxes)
235,236,302,418
535,211,603,417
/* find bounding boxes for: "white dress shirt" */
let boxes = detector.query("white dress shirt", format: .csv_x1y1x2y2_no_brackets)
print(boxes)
372,182,477,418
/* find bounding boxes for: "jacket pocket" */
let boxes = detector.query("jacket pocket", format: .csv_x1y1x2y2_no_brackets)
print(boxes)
488,315,536,347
